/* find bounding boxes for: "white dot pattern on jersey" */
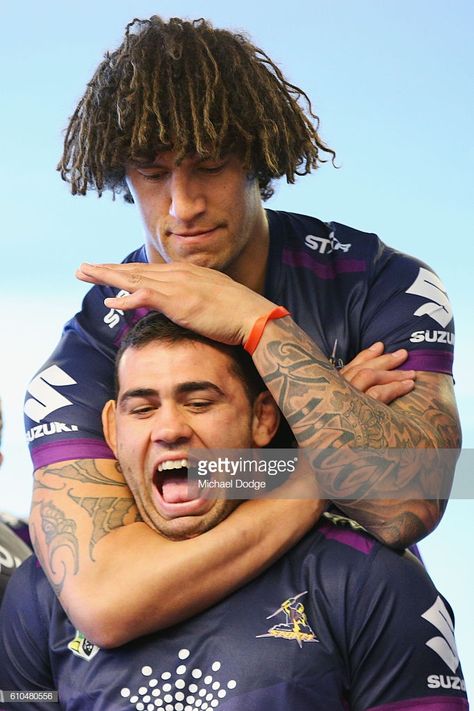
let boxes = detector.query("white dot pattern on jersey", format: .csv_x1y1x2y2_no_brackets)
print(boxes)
120,648,237,710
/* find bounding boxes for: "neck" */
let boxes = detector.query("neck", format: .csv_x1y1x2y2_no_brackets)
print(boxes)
225,207,269,294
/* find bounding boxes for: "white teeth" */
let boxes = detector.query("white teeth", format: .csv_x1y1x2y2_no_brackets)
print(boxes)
157,458,188,472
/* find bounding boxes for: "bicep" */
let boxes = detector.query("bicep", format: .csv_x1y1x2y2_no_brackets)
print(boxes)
30,458,139,600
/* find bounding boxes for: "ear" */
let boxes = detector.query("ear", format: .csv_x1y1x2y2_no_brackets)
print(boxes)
102,400,118,457
251,391,280,447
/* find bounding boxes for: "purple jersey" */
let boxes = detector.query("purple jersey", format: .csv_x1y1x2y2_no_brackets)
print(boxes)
0,515,468,710
24,212,455,469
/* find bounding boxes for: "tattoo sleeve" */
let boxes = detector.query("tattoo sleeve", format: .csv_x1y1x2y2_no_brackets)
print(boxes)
253,317,461,545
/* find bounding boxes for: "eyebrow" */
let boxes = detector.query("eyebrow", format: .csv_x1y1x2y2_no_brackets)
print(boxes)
119,382,225,406
176,381,225,397
131,154,219,170
132,161,168,170
119,388,158,406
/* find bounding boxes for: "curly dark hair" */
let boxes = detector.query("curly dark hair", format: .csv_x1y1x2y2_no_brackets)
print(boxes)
58,15,336,201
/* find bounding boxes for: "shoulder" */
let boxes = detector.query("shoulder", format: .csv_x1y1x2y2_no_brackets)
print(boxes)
314,516,469,709
312,510,382,554
328,221,436,282
121,245,148,264
270,210,439,275
307,511,431,593
269,210,409,269
309,513,450,634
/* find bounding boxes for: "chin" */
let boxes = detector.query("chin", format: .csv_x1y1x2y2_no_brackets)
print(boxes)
154,518,213,541
153,502,237,541
179,254,229,270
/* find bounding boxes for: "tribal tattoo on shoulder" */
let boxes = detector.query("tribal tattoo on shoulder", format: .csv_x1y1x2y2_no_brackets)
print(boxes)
32,459,141,594
254,318,461,544
36,458,128,487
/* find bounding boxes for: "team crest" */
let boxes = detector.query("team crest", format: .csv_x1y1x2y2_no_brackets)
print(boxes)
256,591,318,647
68,630,100,661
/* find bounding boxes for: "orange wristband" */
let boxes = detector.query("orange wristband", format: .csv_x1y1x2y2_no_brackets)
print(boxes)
244,306,290,355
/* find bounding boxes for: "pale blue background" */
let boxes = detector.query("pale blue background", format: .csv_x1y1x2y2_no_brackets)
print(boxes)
1,0,473,693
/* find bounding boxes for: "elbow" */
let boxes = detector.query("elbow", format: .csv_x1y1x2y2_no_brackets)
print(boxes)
72,602,135,649
65,589,144,649
374,503,446,550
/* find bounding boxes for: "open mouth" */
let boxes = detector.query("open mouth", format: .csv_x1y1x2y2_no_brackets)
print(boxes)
153,459,198,504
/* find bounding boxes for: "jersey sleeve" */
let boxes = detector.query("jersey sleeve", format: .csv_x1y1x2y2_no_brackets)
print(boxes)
0,559,58,710
345,545,469,710
360,246,454,374
24,247,150,470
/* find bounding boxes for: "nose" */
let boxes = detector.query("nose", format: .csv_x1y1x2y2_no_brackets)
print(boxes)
169,168,206,223
150,403,193,446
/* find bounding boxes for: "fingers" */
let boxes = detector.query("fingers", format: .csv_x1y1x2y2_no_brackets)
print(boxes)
76,264,124,286
340,341,416,405
340,341,384,370
103,289,163,312
77,264,175,312
76,261,210,282
340,347,409,379
76,264,178,313
365,379,416,404
77,263,155,289
345,365,416,405
347,367,416,391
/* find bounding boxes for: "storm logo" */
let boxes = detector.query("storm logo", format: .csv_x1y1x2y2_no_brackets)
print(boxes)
256,591,318,648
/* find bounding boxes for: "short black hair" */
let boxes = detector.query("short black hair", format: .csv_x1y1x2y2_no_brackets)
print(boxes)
115,312,295,447
115,312,266,403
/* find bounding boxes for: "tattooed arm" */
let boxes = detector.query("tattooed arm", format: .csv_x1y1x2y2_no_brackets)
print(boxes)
252,317,461,547
75,261,459,546
30,458,324,647
29,344,414,645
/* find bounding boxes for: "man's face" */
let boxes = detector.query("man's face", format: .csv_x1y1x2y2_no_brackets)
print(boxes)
104,340,277,540
125,153,268,283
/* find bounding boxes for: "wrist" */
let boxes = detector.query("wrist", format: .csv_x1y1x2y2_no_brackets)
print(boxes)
243,306,290,354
